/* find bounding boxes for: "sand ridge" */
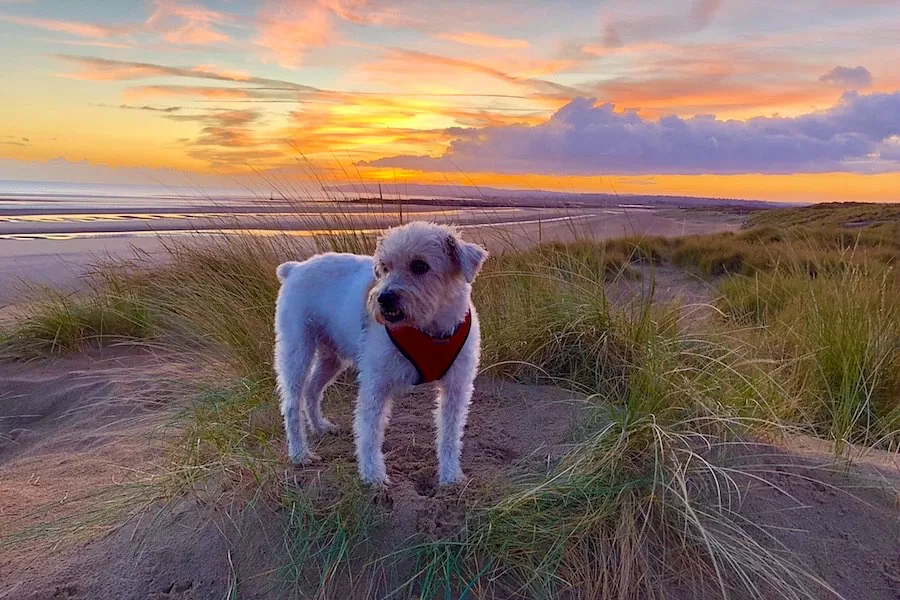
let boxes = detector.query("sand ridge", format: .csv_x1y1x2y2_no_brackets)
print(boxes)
0,350,898,599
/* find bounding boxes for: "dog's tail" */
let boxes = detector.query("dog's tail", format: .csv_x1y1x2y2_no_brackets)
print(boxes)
276,261,300,282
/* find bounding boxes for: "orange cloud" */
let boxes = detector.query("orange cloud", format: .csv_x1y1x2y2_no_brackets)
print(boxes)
149,106,292,170
1,1,237,47
280,96,460,157
588,77,832,119
572,40,839,117
254,2,332,68
317,0,416,26
270,91,563,162
55,55,551,138
497,57,580,79
165,108,262,127
124,85,256,100
437,31,529,49
0,13,132,38
35,37,135,49
164,20,229,44
55,56,318,98
317,0,368,22
190,64,251,81
436,107,550,128
580,40,685,58
146,0,235,46
374,49,579,97
59,61,167,81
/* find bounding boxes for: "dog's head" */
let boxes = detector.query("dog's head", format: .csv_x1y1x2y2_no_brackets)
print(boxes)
367,222,488,329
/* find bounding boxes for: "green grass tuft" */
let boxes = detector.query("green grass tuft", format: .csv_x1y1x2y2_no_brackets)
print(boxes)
0,288,154,358
717,263,900,451
279,471,381,599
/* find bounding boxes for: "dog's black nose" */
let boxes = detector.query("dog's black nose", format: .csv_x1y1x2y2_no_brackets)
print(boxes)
377,290,399,308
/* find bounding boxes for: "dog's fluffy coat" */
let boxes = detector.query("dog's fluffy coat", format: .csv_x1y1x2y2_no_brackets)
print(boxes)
274,222,488,485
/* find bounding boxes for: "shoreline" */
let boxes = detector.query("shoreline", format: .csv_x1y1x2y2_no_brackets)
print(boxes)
0,205,744,307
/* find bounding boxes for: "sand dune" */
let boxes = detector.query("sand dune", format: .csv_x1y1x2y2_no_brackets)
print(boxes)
1,350,898,599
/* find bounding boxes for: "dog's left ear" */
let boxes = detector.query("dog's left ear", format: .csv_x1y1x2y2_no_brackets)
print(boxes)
445,234,488,283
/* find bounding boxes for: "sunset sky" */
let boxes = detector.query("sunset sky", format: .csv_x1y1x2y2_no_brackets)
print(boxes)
1,0,900,202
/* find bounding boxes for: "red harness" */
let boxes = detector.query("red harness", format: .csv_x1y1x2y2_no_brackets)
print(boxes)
385,311,472,385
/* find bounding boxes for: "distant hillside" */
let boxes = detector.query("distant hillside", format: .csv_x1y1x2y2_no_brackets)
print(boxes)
743,202,900,264
747,202,900,231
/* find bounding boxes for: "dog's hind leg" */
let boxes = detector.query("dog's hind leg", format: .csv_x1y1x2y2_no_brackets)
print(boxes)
303,347,347,435
275,331,318,464
435,378,474,485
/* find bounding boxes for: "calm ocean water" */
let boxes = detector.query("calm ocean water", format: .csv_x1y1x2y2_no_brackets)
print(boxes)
0,180,481,211
0,179,295,211
0,179,568,241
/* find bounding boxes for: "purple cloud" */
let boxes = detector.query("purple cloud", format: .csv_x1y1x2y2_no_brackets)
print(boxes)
689,0,723,28
367,92,900,175
598,0,724,50
601,20,621,48
880,143,900,162
819,66,873,90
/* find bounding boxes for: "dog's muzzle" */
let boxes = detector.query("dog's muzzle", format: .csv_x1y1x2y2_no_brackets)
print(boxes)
377,290,405,323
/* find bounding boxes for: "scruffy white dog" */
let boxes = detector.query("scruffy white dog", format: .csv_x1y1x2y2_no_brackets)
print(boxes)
274,222,488,486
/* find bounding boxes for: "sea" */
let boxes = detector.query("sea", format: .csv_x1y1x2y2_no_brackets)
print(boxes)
0,179,321,211
0,179,592,242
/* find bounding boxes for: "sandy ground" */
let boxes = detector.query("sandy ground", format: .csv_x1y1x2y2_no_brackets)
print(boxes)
0,350,582,599
1,346,898,598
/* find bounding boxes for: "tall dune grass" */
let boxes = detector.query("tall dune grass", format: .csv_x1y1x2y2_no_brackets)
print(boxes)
394,293,826,600
717,263,900,451
0,282,153,358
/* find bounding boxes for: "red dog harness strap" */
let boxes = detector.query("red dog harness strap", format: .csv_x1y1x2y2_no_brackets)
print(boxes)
385,311,472,385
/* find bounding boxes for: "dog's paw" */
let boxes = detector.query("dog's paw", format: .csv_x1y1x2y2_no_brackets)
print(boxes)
290,450,322,466
360,468,391,487
310,419,339,437
362,475,391,488
438,470,468,487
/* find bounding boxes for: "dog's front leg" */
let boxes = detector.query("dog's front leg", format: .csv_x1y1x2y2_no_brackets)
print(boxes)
354,377,393,485
435,378,474,485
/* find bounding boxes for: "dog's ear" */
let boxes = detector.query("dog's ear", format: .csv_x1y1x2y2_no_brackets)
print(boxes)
374,230,386,252
445,234,488,283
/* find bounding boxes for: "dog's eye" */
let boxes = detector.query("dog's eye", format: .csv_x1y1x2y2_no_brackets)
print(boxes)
410,259,430,275
375,262,389,276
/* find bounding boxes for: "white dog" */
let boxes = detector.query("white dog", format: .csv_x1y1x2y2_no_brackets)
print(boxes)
274,222,488,486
